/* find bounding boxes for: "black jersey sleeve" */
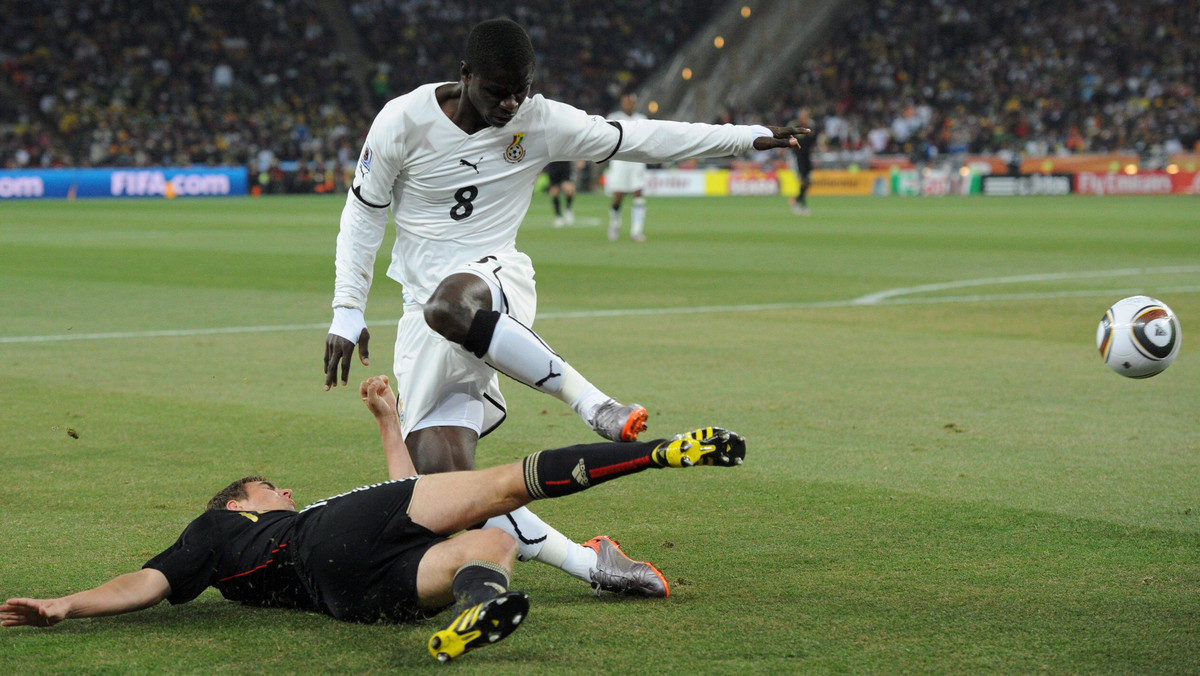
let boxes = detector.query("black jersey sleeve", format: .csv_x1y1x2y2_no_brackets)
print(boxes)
142,512,221,605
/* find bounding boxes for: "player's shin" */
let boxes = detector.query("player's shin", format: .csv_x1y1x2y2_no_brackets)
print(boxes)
462,311,607,414
482,506,598,581
521,440,663,499
451,560,510,613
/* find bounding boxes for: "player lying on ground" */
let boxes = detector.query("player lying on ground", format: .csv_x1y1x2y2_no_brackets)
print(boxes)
1,376,746,662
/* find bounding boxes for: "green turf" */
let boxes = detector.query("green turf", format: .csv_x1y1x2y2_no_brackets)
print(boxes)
1,193,1197,674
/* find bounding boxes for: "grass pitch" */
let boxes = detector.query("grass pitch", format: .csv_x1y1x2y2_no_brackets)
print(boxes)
1,193,1197,674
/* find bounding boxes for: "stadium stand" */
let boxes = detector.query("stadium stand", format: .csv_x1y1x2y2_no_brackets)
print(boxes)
727,0,1200,169
2,0,1195,180
0,0,721,183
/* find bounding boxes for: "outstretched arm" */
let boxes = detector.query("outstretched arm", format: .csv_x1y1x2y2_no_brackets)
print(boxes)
1,568,170,628
608,118,811,164
360,375,417,480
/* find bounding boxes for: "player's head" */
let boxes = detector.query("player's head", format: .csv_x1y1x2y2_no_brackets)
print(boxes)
461,19,534,128
620,92,636,115
208,476,297,512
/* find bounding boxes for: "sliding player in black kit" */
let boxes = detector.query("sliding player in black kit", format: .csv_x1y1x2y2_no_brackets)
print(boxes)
2,375,745,663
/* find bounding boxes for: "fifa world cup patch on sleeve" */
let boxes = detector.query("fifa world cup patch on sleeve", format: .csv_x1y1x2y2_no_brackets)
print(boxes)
359,143,374,175
504,134,526,163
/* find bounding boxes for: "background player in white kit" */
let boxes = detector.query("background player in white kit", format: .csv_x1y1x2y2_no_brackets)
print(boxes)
323,19,808,596
605,92,649,242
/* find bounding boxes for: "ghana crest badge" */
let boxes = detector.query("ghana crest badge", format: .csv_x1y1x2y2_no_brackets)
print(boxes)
504,133,526,163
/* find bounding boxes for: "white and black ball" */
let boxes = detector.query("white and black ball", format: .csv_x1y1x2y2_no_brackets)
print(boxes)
1096,295,1181,378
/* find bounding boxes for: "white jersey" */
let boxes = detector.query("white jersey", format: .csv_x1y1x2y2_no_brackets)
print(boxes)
334,83,762,308
606,108,648,172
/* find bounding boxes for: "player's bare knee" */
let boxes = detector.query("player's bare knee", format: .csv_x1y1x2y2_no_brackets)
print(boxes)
475,527,518,564
422,297,470,343
424,275,492,342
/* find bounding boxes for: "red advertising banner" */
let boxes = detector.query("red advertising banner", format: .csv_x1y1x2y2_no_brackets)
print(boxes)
1075,171,1200,195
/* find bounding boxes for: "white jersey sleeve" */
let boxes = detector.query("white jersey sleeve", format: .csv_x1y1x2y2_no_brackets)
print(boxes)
332,99,407,311
543,100,760,165
609,118,759,164
539,98,627,161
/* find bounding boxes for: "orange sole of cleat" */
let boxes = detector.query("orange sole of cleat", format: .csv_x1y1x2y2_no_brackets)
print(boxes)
620,407,648,442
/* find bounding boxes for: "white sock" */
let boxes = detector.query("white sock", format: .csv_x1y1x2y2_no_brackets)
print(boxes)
485,314,583,401
483,507,597,581
631,197,647,237
569,385,609,425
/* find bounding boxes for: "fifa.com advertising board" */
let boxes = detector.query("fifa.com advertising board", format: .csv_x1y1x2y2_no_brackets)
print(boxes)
0,167,248,199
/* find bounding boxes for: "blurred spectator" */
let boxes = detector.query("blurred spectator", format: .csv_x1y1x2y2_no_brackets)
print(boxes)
739,0,1199,166
4,0,1195,177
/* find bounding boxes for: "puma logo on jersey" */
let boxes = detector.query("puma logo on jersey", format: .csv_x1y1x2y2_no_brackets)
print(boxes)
459,157,482,173
535,361,561,388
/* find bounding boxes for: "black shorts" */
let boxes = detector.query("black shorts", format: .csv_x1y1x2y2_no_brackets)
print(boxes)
546,161,571,185
293,477,448,623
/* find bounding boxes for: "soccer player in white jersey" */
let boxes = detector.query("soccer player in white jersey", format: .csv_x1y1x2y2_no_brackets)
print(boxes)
606,92,650,242
324,19,808,597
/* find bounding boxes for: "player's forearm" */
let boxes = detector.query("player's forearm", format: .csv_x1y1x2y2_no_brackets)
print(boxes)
61,569,170,620
612,119,758,163
379,414,416,480
333,193,389,310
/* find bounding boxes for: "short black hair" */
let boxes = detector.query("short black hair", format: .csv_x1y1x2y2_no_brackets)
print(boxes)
207,475,268,511
464,19,534,74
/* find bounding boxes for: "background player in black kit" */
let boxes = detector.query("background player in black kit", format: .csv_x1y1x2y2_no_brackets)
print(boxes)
1,375,745,663
545,160,576,227
790,108,818,216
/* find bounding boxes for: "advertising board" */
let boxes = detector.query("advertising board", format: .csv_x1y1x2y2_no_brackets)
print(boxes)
0,167,248,199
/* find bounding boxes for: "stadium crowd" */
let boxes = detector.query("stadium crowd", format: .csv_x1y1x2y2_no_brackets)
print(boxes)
0,0,719,189
3,0,1196,180
736,0,1199,167
349,0,720,117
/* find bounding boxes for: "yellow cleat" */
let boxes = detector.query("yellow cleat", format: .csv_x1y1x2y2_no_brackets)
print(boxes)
652,428,746,467
427,591,529,662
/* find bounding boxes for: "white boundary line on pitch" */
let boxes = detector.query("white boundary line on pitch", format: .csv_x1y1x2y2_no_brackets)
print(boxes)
851,265,1200,305
2,267,1197,345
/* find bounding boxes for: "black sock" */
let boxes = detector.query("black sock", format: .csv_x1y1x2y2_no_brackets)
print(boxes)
552,194,561,215
452,560,510,613
462,309,501,358
566,194,574,209
522,440,663,499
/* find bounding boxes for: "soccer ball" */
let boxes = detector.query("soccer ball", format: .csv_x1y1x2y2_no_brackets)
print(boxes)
1096,295,1181,378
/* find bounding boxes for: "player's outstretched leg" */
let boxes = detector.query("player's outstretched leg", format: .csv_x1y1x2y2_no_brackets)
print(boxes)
428,560,528,662
462,309,649,441
522,428,746,501
584,535,669,597
428,591,529,662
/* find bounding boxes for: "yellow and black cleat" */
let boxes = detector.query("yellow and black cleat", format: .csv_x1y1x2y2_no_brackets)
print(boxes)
652,427,746,467
428,591,529,662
